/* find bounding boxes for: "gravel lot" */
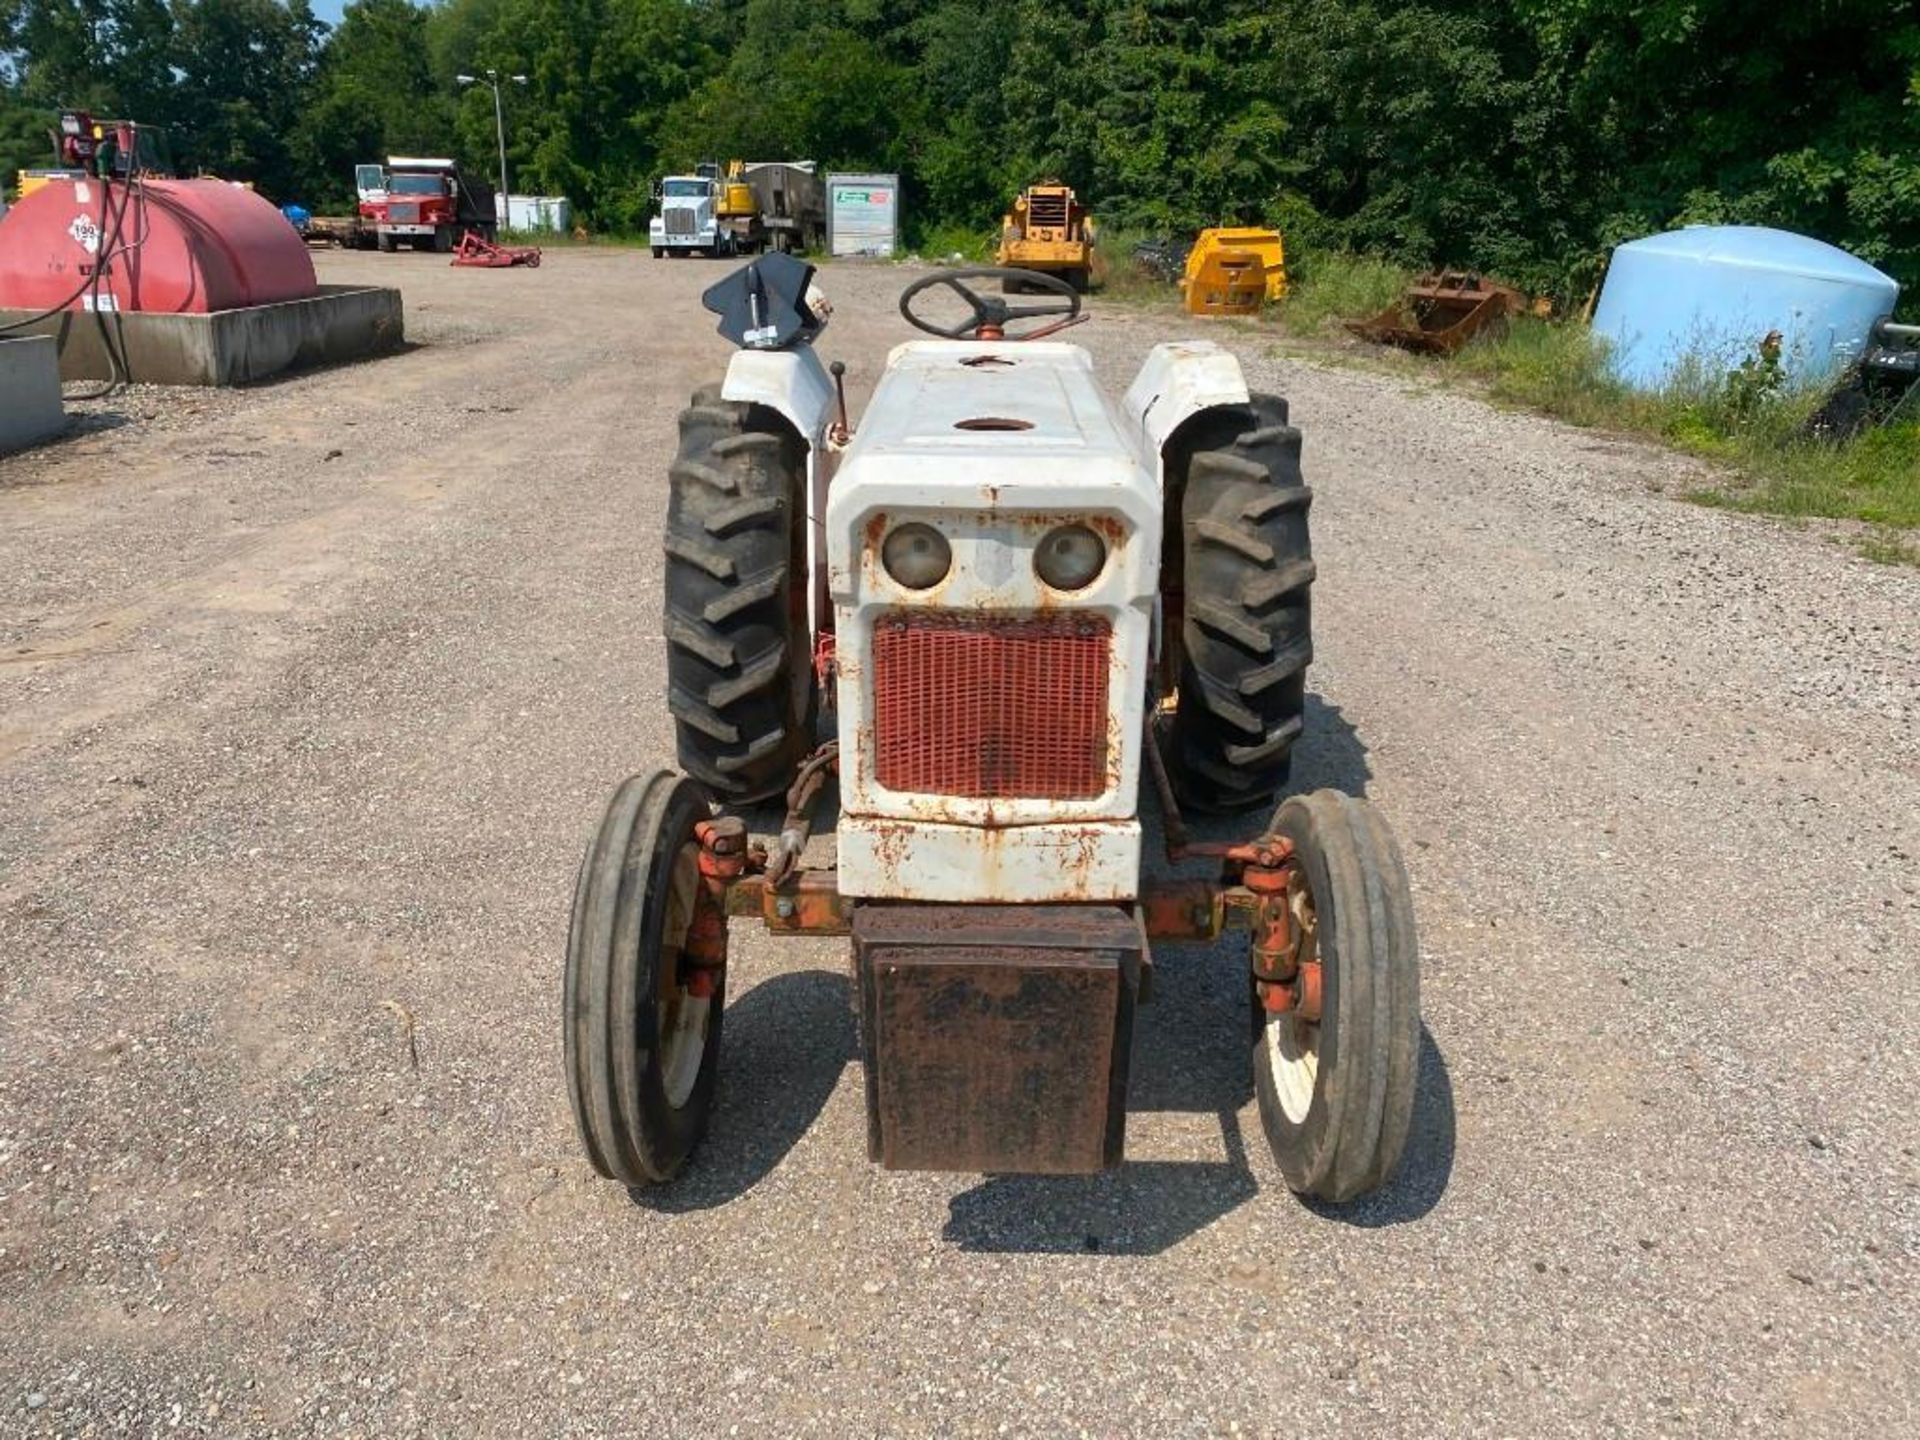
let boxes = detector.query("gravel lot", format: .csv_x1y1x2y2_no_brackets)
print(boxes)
2,248,1915,1437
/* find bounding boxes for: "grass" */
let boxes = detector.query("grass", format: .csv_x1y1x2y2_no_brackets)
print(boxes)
1271,251,1920,545
1274,251,1410,337
907,223,997,265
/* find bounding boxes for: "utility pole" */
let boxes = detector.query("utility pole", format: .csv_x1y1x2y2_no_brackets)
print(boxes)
456,69,528,230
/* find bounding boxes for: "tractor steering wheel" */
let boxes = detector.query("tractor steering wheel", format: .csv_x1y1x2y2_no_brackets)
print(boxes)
898,267,1083,341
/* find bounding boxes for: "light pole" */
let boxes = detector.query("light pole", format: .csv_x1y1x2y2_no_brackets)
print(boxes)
456,69,527,230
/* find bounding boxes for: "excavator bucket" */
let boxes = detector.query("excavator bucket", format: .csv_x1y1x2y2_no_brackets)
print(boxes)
1346,271,1523,355
1182,228,1287,316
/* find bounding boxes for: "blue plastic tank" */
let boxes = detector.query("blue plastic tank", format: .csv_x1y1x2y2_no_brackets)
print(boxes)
1591,226,1899,391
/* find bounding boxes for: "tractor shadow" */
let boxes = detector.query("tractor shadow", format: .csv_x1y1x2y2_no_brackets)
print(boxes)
1290,692,1373,797
946,693,1451,1253
626,967,855,1215
940,961,1455,1256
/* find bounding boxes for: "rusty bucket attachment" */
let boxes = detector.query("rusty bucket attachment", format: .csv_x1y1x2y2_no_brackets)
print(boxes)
1183,227,1287,316
852,905,1142,1174
1346,270,1522,355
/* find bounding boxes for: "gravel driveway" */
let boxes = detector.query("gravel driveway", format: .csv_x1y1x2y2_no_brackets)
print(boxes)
2,249,1915,1437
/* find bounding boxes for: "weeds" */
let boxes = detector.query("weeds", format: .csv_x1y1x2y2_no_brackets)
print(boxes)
1273,251,1920,540
909,223,996,265
1275,252,1411,337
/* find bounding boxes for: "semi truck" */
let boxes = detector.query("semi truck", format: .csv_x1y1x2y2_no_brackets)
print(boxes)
651,160,826,258
650,169,726,257
359,157,496,253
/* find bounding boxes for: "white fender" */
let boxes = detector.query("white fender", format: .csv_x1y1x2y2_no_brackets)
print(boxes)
720,345,838,641
1120,340,1252,465
720,343,836,450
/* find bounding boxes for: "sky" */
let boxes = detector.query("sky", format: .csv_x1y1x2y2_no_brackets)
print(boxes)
313,0,350,27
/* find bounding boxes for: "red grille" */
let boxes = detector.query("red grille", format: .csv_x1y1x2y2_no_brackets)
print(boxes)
872,612,1112,799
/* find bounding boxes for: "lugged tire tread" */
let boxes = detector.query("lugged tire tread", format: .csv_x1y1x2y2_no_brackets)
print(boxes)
1193,515,1275,565
664,386,813,803
666,614,735,668
703,494,784,536
664,532,735,581
1166,394,1314,814
670,459,739,495
1242,557,1318,609
703,567,786,624
1224,715,1306,767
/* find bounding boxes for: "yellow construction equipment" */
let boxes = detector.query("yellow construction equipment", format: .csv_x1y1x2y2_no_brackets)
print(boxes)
996,181,1098,292
719,161,757,226
1182,227,1288,316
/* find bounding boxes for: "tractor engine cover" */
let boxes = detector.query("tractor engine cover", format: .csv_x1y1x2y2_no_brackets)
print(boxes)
852,904,1142,1174
0,178,318,314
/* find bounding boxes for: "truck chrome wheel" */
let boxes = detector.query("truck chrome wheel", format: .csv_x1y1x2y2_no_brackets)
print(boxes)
564,770,726,1187
1253,790,1419,1204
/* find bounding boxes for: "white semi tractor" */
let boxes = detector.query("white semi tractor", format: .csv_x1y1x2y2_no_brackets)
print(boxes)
649,171,729,258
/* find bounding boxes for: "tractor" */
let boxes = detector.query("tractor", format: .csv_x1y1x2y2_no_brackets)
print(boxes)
564,257,1420,1204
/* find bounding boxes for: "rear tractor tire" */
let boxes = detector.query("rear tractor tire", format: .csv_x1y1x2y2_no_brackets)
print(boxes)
1253,790,1420,1204
664,385,814,805
1165,394,1314,814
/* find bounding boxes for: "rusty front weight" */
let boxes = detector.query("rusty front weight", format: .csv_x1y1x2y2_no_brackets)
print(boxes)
685,817,748,999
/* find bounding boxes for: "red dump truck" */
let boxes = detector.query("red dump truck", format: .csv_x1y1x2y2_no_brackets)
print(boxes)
359,158,497,253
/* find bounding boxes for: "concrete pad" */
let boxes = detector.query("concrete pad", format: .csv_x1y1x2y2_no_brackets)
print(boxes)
0,284,404,387
0,334,66,453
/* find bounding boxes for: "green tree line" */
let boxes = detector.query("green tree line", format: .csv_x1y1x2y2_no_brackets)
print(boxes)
2,0,1916,296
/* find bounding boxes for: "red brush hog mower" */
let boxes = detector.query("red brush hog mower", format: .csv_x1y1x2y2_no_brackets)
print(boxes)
450,230,541,268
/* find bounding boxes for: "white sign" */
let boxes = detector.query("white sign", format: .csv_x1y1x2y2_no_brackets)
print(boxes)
69,214,101,255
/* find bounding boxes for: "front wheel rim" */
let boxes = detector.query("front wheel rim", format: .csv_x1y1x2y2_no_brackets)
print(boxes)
655,840,711,1110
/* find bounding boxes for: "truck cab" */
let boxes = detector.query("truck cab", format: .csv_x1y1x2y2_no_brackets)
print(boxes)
650,175,730,258
361,157,495,254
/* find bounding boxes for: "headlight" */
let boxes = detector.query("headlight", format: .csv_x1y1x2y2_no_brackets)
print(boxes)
881,522,951,589
1034,524,1107,590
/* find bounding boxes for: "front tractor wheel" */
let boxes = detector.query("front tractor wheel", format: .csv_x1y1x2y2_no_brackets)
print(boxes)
1166,395,1314,813
1253,790,1419,1204
664,386,814,804
565,771,726,1186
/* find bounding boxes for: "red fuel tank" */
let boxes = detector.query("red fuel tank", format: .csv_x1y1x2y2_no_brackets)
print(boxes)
0,177,318,314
